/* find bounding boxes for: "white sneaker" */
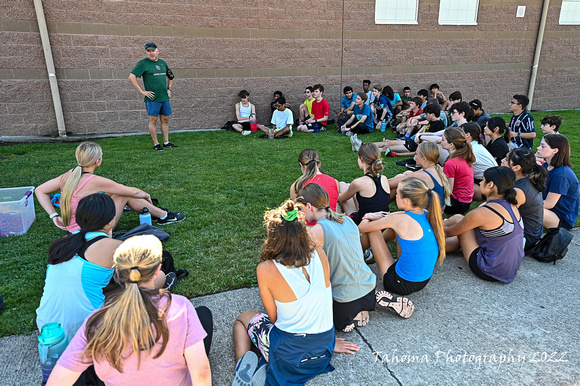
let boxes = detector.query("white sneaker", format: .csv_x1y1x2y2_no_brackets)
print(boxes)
354,137,363,152
241,130,252,136
350,134,357,151
345,131,353,137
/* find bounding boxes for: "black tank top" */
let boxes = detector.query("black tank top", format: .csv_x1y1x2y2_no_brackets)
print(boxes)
78,235,108,261
356,174,391,216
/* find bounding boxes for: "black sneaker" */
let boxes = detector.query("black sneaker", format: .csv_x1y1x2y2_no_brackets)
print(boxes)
163,272,178,291
157,211,186,225
152,208,180,221
395,159,411,167
163,142,178,148
406,164,422,172
153,144,164,151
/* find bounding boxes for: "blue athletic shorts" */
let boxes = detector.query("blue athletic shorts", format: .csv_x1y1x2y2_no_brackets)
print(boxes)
145,101,172,116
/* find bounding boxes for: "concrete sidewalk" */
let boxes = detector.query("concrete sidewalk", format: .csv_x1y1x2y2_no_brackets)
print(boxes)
2,229,579,385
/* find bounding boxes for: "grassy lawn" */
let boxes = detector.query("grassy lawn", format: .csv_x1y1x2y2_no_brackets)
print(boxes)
0,109,578,336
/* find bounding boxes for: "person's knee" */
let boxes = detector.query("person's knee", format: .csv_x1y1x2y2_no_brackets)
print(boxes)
160,115,170,124
235,311,258,329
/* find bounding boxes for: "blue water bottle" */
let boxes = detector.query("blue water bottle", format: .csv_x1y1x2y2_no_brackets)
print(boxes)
381,120,387,132
139,207,152,225
38,322,68,384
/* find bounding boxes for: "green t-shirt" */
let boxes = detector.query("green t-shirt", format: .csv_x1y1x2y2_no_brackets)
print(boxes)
131,58,169,102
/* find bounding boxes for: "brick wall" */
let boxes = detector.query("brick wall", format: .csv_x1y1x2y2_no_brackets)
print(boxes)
1,0,578,137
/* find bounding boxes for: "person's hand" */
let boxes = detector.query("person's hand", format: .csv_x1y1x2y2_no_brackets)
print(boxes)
362,211,388,221
334,338,360,355
141,90,155,99
167,90,172,98
52,215,66,230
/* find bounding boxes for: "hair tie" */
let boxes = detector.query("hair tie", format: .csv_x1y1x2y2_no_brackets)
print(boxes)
283,209,298,221
376,159,383,165
325,206,330,210
428,189,433,195
130,266,139,270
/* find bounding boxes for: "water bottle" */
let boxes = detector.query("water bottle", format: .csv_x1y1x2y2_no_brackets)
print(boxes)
381,120,387,132
250,113,258,131
139,207,152,225
38,323,68,384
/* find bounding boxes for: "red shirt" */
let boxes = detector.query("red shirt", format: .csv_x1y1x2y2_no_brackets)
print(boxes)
444,157,474,203
311,98,330,126
409,108,423,119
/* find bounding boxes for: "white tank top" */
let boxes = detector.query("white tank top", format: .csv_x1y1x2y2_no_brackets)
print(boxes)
273,250,333,334
239,102,252,118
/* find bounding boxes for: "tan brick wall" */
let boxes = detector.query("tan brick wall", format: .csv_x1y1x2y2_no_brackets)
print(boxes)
1,0,578,136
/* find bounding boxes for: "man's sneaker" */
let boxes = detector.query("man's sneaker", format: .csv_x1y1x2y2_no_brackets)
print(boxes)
395,158,414,167
242,130,252,136
353,137,363,152
406,164,422,172
157,211,186,225
153,144,164,151
376,291,414,318
345,131,353,137
163,142,178,148
163,272,178,291
350,134,357,151
152,209,180,221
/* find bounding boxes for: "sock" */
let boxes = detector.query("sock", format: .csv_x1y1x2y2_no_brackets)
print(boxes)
164,142,169,145
160,211,168,220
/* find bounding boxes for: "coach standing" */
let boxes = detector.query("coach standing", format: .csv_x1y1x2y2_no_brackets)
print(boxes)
129,42,178,151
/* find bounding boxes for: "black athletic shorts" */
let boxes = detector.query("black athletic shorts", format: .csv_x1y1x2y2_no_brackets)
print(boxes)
403,138,418,152
444,197,471,215
468,248,499,282
333,289,376,330
383,262,430,296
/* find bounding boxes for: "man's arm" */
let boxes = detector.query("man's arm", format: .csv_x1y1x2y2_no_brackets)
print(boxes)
128,73,154,100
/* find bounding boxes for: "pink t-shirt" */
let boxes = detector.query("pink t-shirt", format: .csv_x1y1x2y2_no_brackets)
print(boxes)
57,295,206,386
444,157,474,203
306,174,339,211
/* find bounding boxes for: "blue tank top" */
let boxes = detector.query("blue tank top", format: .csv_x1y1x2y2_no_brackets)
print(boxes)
36,232,114,341
423,169,445,208
395,211,439,282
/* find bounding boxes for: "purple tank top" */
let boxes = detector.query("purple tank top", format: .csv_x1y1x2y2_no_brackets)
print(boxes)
474,199,524,283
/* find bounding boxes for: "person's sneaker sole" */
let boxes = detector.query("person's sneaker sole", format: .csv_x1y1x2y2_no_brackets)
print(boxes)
233,351,259,386
376,291,414,318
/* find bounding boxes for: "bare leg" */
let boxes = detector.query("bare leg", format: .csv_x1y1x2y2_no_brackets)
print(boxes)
232,123,243,133
369,230,394,278
148,115,159,145
339,181,358,215
299,104,309,121
543,209,560,228
457,229,479,263
160,115,170,144
109,194,167,228
233,311,259,362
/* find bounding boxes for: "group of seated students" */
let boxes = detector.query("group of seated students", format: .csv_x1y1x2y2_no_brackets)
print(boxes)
33,87,578,385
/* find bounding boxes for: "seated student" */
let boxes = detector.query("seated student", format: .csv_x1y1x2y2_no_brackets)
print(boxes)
469,99,490,129
370,84,393,131
297,84,329,133
231,90,265,136
446,91,462,113
417,89,429,109
232,201,359,386
401,86,412,111
442,127,476,215
340,93,373,135
363,103,444,158
429,84,449,112
395,97,423,136
289,149,339,211
502,148,547,252
260,96,293,139
536,114,564,164
338,143,390,227
509,94,536,150
384,86,403,117
387,142,451,208
463,123,498,201
297,183,377,332
536,134,580,230
36,142,184,232
444,167,524,284
363,79,374,105
47,235,213,385
358,177,445,304
270,91,283,112
337,86,357,125
484,117,510,165
540,114,562,135
298,86,315,123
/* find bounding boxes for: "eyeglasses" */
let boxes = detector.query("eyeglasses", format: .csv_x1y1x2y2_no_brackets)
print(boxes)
451,111,459,115
305,91,311,93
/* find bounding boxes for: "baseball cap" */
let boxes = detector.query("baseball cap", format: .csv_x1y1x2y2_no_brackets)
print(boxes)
145,42,157,50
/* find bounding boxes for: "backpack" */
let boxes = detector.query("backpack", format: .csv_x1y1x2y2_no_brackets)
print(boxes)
529,227,574,265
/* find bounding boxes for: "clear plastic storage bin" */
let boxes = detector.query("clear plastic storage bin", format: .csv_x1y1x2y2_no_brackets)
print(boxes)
0,186,35,237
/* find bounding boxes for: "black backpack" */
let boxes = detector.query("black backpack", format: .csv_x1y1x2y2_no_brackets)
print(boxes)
529,227,574,265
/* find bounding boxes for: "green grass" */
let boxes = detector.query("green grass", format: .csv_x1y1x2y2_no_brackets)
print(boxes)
0,109,578,336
